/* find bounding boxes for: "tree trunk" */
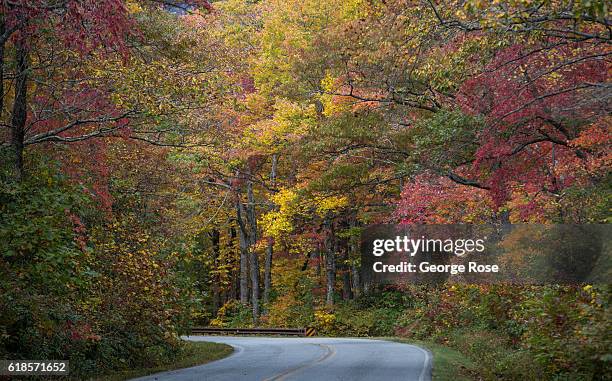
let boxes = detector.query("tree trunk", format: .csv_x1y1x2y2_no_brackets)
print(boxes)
250,248,259,323
270,154,278,186
263,154,277,307
351,262,361,298
341,247,353,300
229,226,240,300
246,180,258,244
263,239,273,305
246,180,259,323
236,196,249,305
210,229,221,313
324,219,336,306
0,18,5,120
10,39,28,181
349,218,361,297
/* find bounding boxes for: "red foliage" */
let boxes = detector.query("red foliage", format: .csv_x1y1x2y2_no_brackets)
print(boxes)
448,38,610,216
394,173,492,224
2,1,136,56
60,138,114,214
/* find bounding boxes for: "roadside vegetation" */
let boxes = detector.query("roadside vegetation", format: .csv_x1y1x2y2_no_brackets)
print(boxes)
390,339,477,381
1,0,609,380
95,341,232,381
212,286,610,380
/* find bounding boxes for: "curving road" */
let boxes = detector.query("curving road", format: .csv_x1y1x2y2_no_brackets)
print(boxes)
132,336,432,381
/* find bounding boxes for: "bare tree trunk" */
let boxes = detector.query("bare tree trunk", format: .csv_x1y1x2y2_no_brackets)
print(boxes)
341,247,353,300
263,154,277,307
270,154,278,185
210,229,221,313
250,249,259,323
0,18,5,120
246,181,258,241
324,219,336,306
246,180,259,323
10,39,27,181
229,226,240,300
263,239,273,305
236,196,249,305
349,218,361,297
351,262,361,298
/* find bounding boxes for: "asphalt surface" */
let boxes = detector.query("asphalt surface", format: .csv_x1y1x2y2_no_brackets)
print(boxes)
131,336,432,381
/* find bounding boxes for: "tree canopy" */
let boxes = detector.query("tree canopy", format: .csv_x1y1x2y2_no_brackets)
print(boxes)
1,0,610,379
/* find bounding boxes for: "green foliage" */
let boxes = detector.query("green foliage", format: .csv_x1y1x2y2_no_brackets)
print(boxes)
97,341,233,381
558,177,612,223
0,162,96,374
305,111,388,155
448,329,544,381
333,304,401,337
0,161,197,378
0,161,92,291
210,300,254,328
403,110,482,171
265,259,316,328
394,284,611,381
251,282,610,380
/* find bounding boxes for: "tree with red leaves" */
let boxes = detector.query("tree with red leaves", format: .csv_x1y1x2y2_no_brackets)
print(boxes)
1,0,212,180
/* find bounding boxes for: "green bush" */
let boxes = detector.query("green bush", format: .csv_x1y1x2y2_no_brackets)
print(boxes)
0,163,195,378
210,300,255,328
333,304,400,336
393,284,611,381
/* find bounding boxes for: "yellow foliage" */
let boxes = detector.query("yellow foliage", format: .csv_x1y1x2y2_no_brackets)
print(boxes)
319,72,351,117
314,310,336,330
314,195,348,216
126,0,143,14
260,188,301,239
242,98,316,153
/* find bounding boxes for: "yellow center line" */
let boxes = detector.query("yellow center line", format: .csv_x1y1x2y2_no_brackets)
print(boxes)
262,343,336,381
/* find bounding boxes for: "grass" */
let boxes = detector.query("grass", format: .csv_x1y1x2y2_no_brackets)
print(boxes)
384,337,478,381
94,341,233,381
93,336,474,381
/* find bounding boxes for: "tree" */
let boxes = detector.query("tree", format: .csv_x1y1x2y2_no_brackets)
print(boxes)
1,0,216,179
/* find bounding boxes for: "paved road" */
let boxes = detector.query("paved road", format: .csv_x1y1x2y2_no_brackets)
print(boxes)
132,336,431,381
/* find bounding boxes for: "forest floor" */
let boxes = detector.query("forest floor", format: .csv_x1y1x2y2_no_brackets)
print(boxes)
94,341,233,381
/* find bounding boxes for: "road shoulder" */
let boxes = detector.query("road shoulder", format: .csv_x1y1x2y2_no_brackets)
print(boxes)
95,340,233,381
384,338,477,381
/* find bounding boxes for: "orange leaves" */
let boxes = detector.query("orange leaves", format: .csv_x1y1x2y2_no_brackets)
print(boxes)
568,119,612,177
395,173,493,224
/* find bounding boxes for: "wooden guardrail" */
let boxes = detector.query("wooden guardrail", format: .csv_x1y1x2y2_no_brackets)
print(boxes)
191,327,316,337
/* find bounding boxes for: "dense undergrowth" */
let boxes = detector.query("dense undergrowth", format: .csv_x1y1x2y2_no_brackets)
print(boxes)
1,1,610,381
0,162,198,379
1,160,609,381
212,285,611,381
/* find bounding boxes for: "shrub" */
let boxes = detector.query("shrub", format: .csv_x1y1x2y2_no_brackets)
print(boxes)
210,300,254,328
0,165,196,378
